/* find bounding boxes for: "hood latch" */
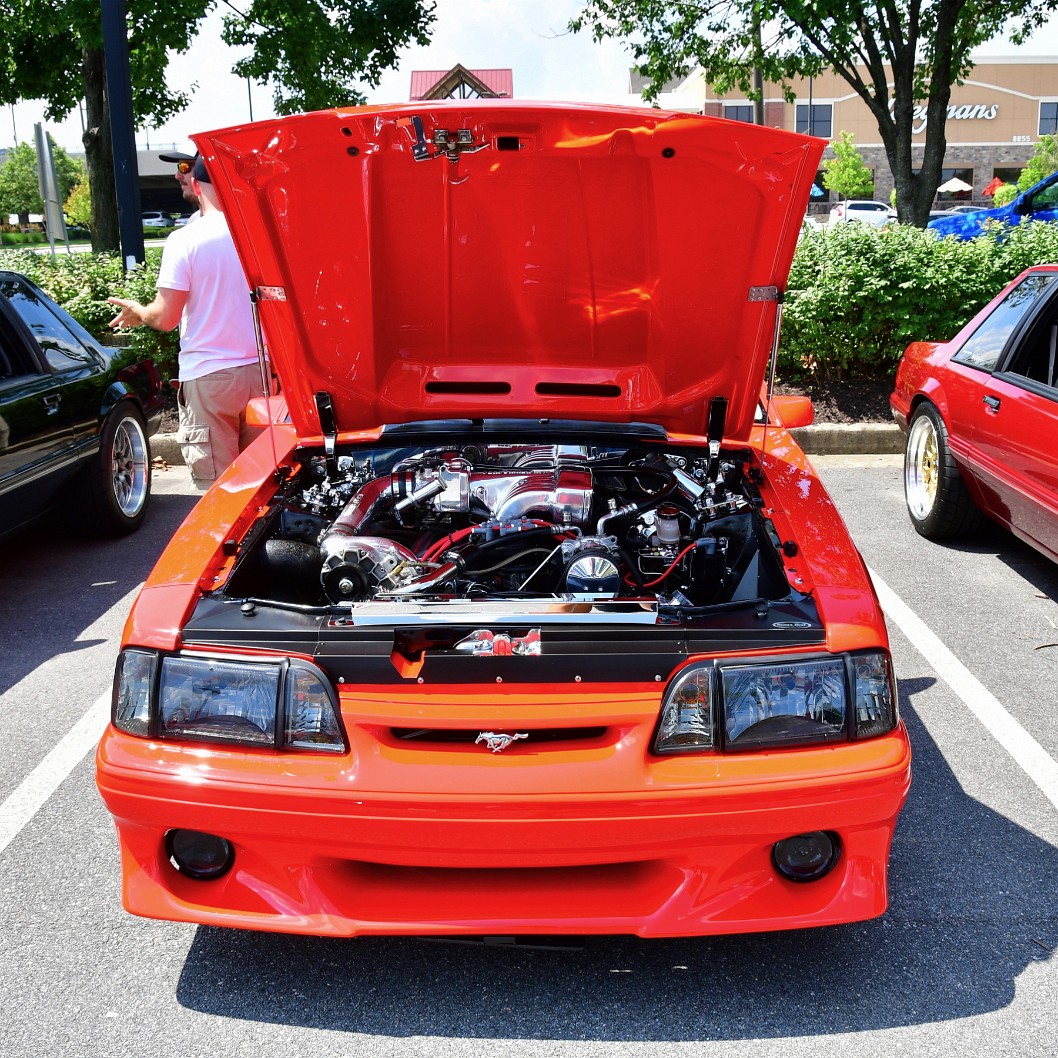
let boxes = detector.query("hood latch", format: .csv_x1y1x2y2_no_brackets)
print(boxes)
397,115,488,162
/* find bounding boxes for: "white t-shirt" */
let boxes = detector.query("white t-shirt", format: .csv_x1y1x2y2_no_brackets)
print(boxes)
156,210,259,382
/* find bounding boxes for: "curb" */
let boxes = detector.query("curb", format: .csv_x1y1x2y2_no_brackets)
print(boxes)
791,422,903,455
151,423,903,467
151,433,184,467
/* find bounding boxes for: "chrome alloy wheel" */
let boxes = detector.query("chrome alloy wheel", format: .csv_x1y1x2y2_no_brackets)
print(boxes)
111,414,150,517
905,412,939,521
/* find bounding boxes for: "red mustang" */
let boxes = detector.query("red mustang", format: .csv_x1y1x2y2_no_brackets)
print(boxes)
892,265,1058,560
96,102,910,939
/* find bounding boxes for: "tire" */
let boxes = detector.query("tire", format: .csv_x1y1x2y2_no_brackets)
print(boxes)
903,402,985,539
85,403,152,536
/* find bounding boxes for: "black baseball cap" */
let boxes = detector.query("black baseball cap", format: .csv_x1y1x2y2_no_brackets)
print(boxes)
192,155,211,184
159,151,196,164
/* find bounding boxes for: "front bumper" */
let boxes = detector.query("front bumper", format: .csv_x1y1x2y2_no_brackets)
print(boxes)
97,723,911,938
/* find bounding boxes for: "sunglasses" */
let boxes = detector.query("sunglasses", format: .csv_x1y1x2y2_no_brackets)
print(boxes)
176,160,193,174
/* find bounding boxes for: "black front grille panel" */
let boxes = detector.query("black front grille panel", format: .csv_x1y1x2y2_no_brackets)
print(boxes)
390,726,608,747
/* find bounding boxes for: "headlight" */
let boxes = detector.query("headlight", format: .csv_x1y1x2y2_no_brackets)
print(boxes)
722,658,847,749
160,656,280,746
653,651,897,754
112,650,346,753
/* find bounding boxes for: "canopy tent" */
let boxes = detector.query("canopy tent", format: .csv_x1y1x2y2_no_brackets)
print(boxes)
937,177,973,194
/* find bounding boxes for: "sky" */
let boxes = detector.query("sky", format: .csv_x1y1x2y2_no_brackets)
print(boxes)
5,0,1058,157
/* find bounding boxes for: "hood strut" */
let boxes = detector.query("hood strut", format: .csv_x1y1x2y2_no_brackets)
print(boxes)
753,284,785,465
315,392,338,476
706,396,727,481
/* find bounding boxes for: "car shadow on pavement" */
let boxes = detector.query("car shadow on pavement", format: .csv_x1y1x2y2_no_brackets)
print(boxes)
933,523,1058,604
174,677,1058,1041
0,483,198,700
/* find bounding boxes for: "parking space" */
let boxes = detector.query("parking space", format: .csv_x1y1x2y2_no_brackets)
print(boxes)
1,456,1056,1056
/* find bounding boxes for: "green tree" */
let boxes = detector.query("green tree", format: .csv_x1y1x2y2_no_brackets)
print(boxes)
0,140,84,224
571,0,1058,227
0,0,435,253
65,176,93,230
224,0,435,116
1016,134,1058,192
822,132,873,200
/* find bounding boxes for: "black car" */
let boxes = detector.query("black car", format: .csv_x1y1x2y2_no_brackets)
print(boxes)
0,270,165,541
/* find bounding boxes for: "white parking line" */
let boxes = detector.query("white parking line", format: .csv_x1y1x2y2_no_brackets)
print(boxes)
0,691,110,858
871,566,1058,814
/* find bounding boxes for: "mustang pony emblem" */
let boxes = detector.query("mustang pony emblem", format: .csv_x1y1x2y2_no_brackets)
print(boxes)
476,731,529,753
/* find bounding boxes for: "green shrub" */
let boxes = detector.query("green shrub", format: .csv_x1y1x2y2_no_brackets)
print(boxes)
781,221,1058,382
992,183,1018,207
4,224,1058,394
0,231,48,246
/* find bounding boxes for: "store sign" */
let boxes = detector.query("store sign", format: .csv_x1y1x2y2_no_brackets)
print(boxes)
906,102,999,134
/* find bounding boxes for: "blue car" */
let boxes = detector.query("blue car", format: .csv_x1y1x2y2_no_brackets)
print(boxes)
928,170,1058,239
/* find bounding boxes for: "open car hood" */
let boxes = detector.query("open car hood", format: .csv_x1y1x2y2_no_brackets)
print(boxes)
194,102,822,442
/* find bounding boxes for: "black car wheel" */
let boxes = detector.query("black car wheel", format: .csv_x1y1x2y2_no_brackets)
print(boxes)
86,403,152,535
904,402,985,539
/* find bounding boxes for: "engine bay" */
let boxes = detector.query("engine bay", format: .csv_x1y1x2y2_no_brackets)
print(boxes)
223,437,795,615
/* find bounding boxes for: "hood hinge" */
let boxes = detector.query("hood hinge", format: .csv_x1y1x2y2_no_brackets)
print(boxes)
748,285,780,302
314,391,338,476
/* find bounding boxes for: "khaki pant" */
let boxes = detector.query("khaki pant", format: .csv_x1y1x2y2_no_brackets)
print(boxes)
176,363,264,490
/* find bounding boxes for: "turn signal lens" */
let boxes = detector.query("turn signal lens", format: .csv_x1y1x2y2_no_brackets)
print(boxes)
113,649,157,737
853,652,897,738
654,667,714,752
283,665,344,751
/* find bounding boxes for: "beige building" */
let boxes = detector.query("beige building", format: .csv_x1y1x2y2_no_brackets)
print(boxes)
649,56,1058,208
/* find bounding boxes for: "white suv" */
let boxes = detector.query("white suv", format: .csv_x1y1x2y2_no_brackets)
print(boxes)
827,200,896,228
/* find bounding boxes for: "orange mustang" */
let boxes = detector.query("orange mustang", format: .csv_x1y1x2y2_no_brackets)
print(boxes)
96,102,910,938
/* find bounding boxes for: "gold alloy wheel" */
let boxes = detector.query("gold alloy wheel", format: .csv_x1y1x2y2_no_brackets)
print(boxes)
905,413,939,520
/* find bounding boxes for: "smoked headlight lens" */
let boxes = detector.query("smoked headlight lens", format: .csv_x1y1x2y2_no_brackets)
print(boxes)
653,651,896,754
111,650,345,752
722,658,847,748
160,656,280,746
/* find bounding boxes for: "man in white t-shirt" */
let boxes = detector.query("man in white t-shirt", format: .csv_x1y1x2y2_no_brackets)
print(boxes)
108,156,262,489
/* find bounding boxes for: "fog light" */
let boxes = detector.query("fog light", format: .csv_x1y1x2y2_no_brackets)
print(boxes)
772,831,840,882
166,829,234,880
